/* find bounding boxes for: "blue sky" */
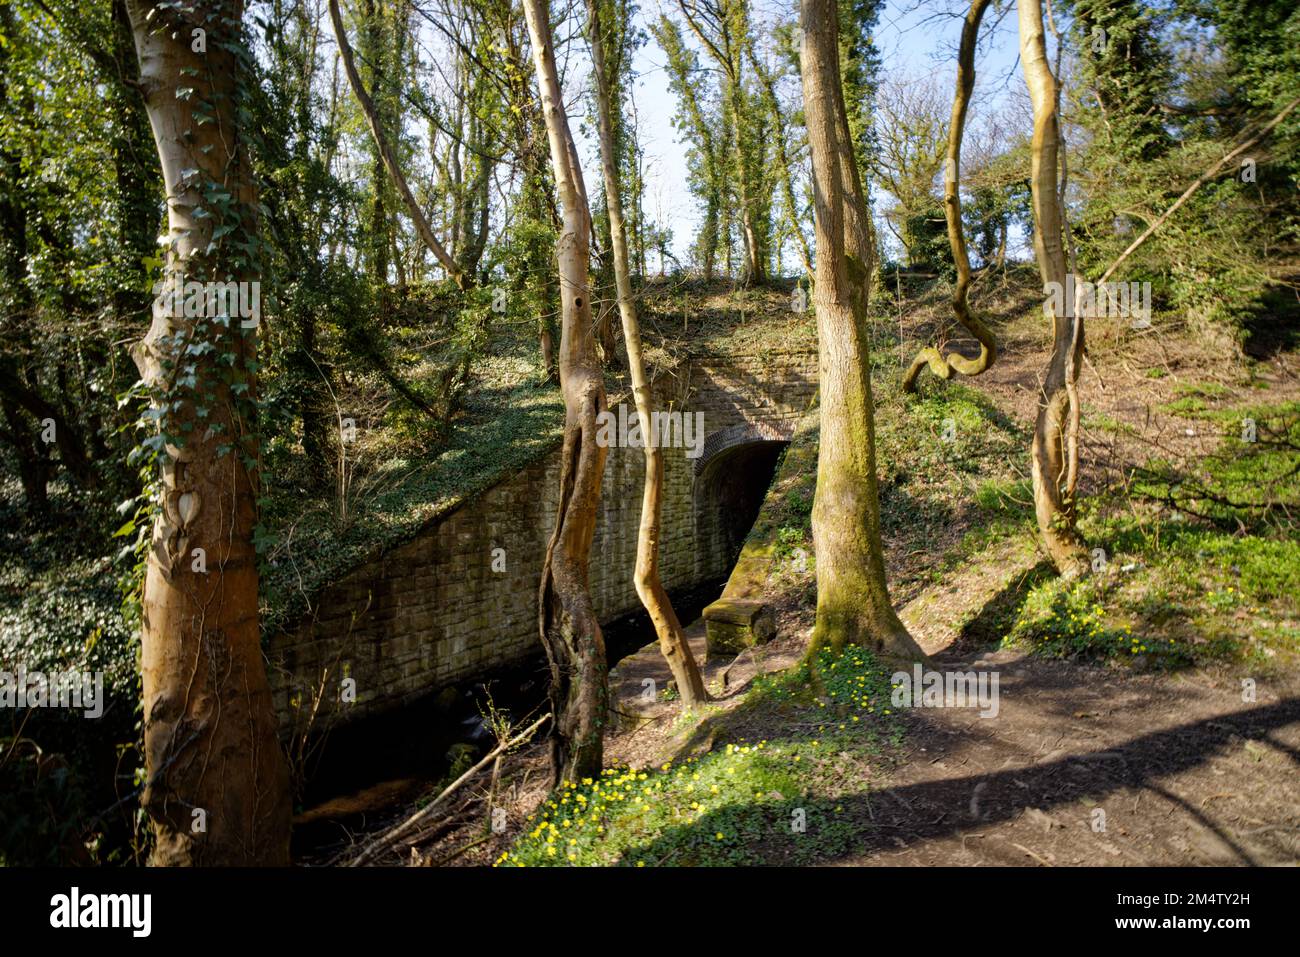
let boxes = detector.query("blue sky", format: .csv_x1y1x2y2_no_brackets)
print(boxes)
593,0,1028,265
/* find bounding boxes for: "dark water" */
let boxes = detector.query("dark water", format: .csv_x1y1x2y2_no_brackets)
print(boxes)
290,578,726,854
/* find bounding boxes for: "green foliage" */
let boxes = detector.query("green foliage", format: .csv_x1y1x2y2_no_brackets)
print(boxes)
838,0,885,181
1135,399,1300,529
1004,397,1300,666
1005,516,1300,666
0,737,93,866
1069,0,1300,347
501,646,900,866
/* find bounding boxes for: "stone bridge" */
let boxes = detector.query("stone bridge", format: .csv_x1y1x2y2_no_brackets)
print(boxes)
267,350,817,732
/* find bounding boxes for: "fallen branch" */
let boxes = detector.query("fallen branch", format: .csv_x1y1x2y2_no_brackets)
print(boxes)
430,833,490,867
346,712,550,867
1096,96,1300,287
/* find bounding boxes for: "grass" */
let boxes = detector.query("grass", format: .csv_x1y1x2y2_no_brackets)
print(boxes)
500,646,903,866
1001,400,1300,667
1003,517,1300,666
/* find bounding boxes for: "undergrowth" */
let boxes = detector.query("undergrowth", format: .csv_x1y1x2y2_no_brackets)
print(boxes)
500,646,902,866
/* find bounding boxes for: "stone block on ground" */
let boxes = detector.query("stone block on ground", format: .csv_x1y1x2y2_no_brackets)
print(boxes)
703,598,775,657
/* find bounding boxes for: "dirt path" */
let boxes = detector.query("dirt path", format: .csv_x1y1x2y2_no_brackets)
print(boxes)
341,285,1300,868
603,306,1300,867
838,300,1300,866
604,624,1299,866
841,650,1299,866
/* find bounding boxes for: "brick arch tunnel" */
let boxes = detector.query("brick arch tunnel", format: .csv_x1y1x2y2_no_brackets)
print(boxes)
693,421,792,563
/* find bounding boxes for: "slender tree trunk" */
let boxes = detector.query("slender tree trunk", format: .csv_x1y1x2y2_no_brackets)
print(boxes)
801,0,926,662
904,0,998,392
700,192,719,281
588,0,707,708
0,361,97,488
726,73,765,285
748,43,813,279
525,0,610,783
1018,0,1089,577
329,0,467,289
125,0,290,865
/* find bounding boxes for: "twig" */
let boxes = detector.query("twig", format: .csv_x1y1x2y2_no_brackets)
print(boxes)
347,712,550,866
1096,97,1300,287
430,833,490,867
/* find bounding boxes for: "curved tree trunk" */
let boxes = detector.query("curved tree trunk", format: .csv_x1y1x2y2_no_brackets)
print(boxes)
904,0,998,392
801,0,926,662
329,0,467,290
125,0,290,865
588,0,708,709
1017,0,1089,577
525,0,610,783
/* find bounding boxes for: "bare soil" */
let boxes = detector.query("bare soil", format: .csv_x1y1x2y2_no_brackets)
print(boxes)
316,279,1300,867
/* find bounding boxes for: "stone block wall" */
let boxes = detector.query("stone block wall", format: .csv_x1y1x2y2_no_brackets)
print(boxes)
266,351,817,732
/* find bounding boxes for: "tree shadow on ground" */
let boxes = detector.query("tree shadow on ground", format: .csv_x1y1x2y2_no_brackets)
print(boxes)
949,557,1057,654
632,698,1300,866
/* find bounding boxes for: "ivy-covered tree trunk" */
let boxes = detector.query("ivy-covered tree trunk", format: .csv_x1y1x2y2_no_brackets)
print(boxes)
588,0,708,709
125,0,290,865
653,14,723,282
675,0,766,285
728,76,765,285
748,43,812,279
801,0,926,662
524,0,611,782
1017,0,1089,578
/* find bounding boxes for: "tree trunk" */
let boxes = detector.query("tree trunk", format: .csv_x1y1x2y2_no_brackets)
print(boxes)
1,398,49,512
748,43,813,279
329,0,467,289
524,0,611,783
904,0,998,392
125,0,290,865
588,0,708,709
724,62,764,286
1017,0,1089,577
801,0,926,662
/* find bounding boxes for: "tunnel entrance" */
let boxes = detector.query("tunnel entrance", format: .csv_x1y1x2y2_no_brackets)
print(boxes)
694,430,789,564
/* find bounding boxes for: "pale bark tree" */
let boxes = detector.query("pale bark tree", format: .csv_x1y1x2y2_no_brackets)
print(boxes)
524,0,611,782
1017,0,1089,576
904,0,998,391
588,0,708,709
801,0,926,661
125,0,290,865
